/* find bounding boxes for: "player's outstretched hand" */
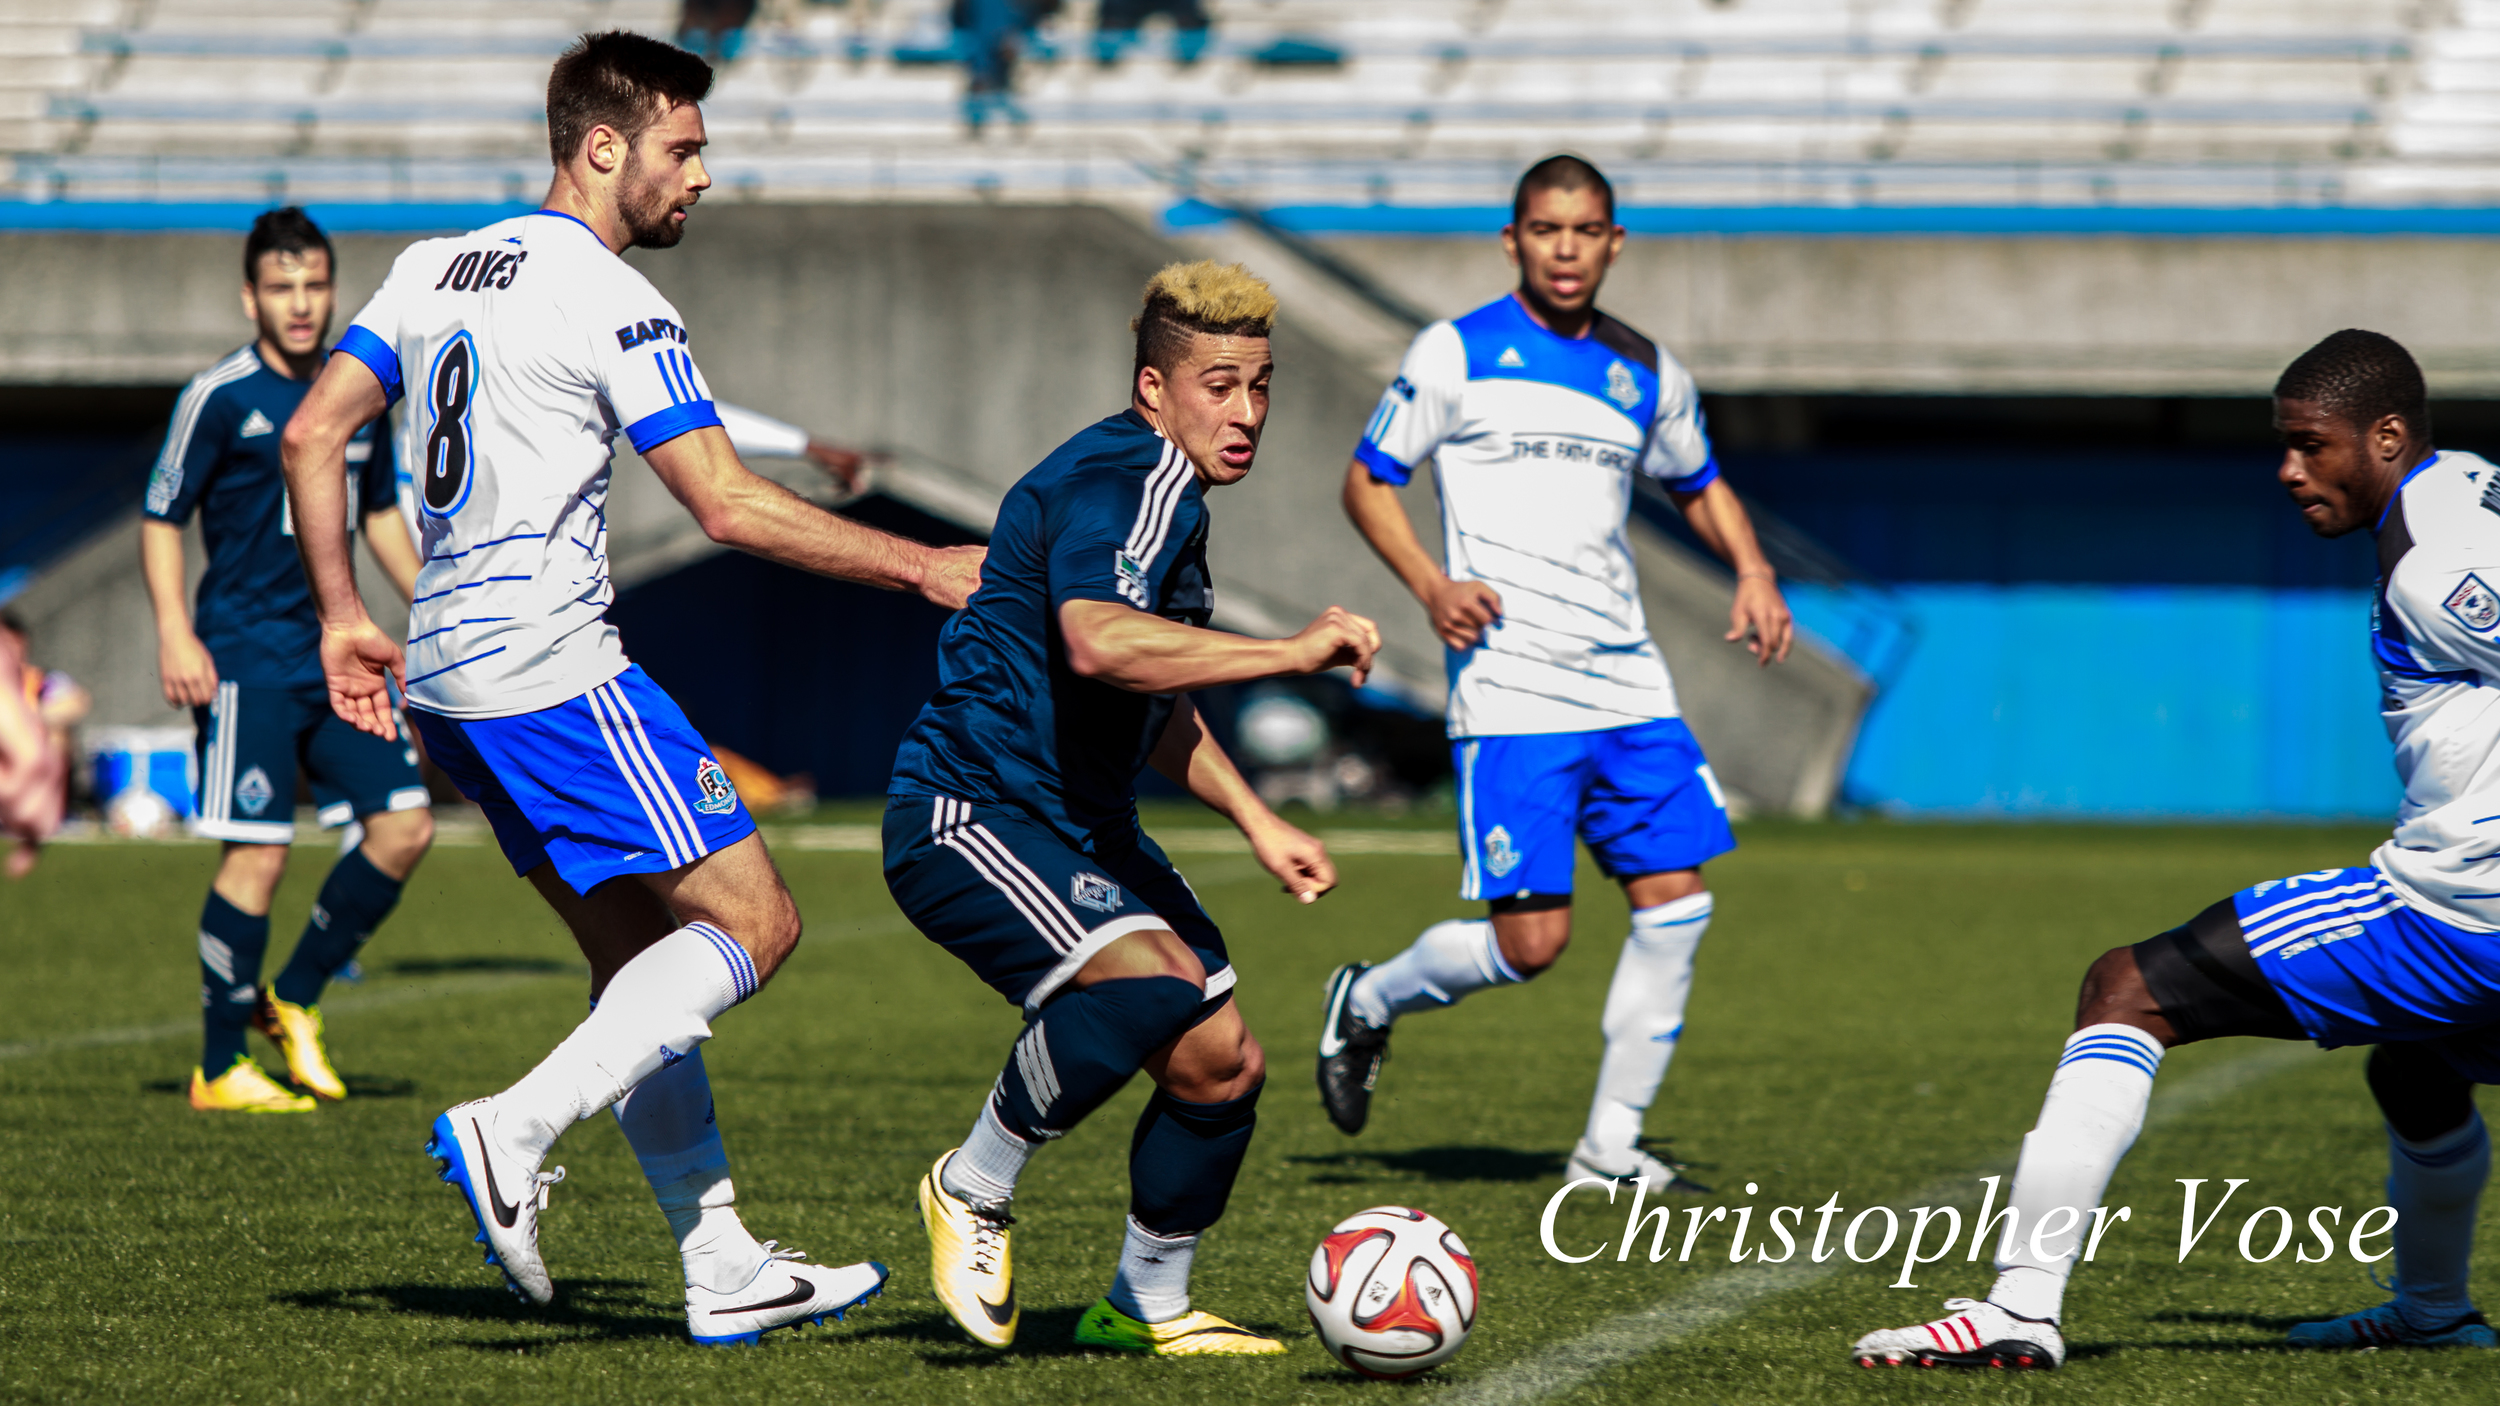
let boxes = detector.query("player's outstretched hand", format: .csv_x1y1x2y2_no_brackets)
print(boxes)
1427,576,1503,651
1728,575,1794,667
920,545,987,610
321,619,405,739
1246,814,1337,904
1290,606,1382,687
157,629,219,708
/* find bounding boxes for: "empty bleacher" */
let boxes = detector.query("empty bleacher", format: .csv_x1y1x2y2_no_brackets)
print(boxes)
4,1,2498,214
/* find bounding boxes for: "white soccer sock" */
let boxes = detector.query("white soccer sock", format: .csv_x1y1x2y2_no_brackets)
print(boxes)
611,1047,768,1294
1986,1023,2165,1323
1581,893,1711,1159
2390,1111,2490,1330
1348,918,1523,1029
942,1097,1038,1207
498,925,757,1160
1106,1216,1199,1324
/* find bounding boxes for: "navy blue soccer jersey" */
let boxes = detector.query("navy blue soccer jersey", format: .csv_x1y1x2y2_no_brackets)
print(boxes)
891,409,1212,845
145,345,397,690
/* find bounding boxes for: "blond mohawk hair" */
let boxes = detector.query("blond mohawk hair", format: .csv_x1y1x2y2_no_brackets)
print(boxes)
1133,261,1278,375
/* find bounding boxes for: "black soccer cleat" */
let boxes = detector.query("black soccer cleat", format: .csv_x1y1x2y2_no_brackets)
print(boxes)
1316,962,1390,1135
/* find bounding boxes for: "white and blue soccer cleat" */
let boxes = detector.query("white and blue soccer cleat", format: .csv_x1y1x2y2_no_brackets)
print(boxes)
2286,1300,2497,1349
1850,1297,2065,1370
686,1246,889,1347
424,1098,564,1306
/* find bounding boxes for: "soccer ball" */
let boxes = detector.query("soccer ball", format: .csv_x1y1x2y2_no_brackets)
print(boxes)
1306,1206,1479,1379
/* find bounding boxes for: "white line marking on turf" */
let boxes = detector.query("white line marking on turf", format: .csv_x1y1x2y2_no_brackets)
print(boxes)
0,970,580,1063
769,825,1454,855
1435,1043,2316,1405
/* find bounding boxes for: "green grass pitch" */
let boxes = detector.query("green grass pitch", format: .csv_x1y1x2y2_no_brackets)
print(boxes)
6,812,2499,1404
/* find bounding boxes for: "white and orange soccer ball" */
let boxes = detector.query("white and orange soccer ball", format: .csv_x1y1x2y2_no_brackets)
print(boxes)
1305,1206,1479,1379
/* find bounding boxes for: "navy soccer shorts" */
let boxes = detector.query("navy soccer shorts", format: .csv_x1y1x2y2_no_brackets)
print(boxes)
2141,865,2500,1082
1453,717,1736,902
192,681,429,844
411,665,756,895
883,793,1234,1016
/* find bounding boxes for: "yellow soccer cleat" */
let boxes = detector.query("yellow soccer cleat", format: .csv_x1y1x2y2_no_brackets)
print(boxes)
189,1055,316,1114
1073,1297,1286,1356
917,1150,1018,1348
254,995,347,1101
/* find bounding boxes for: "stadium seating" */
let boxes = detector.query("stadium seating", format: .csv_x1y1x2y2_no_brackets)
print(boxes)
3,0,2493,212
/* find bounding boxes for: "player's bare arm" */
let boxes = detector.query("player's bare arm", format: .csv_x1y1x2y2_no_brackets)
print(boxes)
279,348,402,738
1670,476,1794,667
1149,694,1336,903
139,519,218,707
1060,599,1379,693
1340,457,1502,649
640,425,983,608
363,507,423,603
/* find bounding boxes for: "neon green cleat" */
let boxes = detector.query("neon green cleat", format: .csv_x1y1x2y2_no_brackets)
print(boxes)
255,995,346,1101
1073,1297,1285,1356
189,1055,316,1114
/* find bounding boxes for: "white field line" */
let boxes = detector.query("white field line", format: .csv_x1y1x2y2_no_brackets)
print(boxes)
769,824,1454,855
0,970,578,1063
1436,1042,2317,1405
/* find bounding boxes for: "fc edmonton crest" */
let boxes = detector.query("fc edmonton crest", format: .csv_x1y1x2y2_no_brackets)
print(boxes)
1070,872,1122,913
1604,360,1640,411
2446,573,2500,633
693,757,738,815
1483,825,1520,878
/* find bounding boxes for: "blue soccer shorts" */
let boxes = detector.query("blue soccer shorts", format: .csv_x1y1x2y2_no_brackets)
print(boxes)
883,793,1234,1016
1453,717,1736,902
192,681,429,844
411,665,756,895
2227,866,2500,1079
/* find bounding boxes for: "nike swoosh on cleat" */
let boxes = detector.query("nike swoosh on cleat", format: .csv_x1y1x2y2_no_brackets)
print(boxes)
474,1118,523,1230
979,1290,1016,1326
712,1276,814,1315
1318,972,1352,1056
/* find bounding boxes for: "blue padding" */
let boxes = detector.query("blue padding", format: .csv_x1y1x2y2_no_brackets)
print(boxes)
1787,583,2392,817
333,324,402,406
624,400,723,455
1658,457,1719,494
1354,438,1412,485
1161,200,2500,239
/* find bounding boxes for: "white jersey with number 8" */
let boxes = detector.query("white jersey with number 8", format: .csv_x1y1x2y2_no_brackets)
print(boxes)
335,209,720,719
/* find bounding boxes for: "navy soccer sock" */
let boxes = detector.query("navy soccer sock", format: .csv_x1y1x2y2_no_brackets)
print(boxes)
198,891,270,1073
273,848,403,1008
990,976,1206,1142
1127,1081,1263,1237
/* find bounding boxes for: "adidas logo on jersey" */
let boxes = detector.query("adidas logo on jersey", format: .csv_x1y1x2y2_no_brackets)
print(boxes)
238,410,276,438
1496,347,1526,368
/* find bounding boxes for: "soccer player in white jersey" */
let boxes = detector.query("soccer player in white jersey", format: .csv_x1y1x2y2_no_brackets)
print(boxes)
1852,331,2500,1370
278,32,983,1345
1318,156,1794,1191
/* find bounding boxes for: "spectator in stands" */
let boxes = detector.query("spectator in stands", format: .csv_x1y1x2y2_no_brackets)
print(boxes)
679,0,758,62
1094,0,1210,66
952,0,1060,129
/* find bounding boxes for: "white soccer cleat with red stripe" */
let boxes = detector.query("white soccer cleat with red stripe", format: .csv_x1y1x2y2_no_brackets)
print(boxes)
1849,1297,2064,1371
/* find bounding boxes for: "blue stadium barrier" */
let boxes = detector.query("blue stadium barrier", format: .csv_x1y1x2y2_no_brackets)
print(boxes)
1162,200,2500,238
1788,583,2392,818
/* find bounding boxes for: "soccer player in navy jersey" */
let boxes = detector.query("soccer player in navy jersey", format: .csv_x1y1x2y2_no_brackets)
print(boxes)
887,262,1381,1355
142,206,433,1115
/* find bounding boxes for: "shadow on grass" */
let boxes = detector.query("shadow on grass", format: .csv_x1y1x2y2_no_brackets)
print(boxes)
139,1074,413,1099
855,1306,1299,1365
1287,1145,1567,1183
386,956,579,976
277,1277,680,1346
2143,1309,2322,1332
2066,1335,2306,1360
